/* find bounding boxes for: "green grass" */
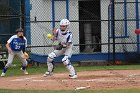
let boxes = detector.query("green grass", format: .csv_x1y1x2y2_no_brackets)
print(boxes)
4,63,140,76
0,89,140,93
2,57,140,76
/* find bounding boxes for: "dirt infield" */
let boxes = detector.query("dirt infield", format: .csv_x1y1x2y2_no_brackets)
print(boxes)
0,70,140,90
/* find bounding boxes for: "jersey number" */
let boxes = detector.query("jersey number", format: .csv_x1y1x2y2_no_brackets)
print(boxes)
15,45,20,49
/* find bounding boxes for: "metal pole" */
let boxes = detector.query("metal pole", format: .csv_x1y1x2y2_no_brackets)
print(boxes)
124,0,128,36
66,0,69,19
136,0,139,53
52,0,55,28
24,0,31,44
20,0,23,28
112,0,116,64
108,3,111,63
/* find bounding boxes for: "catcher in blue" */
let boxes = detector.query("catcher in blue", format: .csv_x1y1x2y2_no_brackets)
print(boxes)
43,19,77,79
1,28,28,77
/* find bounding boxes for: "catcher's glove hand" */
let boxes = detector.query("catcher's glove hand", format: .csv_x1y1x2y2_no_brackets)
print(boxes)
21,52,29,59
55,44,63,50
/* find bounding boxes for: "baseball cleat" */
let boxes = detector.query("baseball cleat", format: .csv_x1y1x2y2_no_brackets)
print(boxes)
1,72,6,77
43,71,53,77
69,75,77,79
20,68,29,75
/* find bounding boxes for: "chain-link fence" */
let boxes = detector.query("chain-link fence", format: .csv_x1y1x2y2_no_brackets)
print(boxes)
108,0,140,63
0,0,140,69
0,0,23,47
0,0,24,69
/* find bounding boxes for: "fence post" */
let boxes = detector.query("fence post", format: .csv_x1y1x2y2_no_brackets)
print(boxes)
112,0,116,64
124,0,128,36
52,0,55,29
24,0,31,44
66,0,69,19
136,0,140,53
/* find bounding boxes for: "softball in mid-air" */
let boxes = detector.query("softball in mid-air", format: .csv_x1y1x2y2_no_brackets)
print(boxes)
47,34,52,38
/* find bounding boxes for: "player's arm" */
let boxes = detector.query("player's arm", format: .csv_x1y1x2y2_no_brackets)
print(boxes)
6,42,11,51
22,37,27,53
21,37,29,59
55,41,71,50
6,36,14,53
66,42,71,47
64,34,73,48
52,28,58,42
52,35,56,42
62,42,71,49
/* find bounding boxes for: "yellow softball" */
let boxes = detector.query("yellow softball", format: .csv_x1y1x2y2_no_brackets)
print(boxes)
47,33,52,38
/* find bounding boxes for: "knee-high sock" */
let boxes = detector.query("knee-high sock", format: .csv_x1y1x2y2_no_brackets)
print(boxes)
3,67,8,73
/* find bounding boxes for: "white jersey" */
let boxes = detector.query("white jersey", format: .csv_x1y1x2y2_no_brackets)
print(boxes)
55,29,73,46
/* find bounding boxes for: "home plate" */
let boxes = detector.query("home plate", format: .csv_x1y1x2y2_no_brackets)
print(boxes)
75,86,90,90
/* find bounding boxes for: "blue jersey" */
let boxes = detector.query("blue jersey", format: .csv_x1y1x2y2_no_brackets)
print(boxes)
7,35,27,51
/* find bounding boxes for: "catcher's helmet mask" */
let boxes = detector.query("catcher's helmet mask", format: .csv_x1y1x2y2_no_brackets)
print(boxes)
60,19,70,33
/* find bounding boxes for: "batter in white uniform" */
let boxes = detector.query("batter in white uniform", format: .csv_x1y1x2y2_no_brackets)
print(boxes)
43,19,77,79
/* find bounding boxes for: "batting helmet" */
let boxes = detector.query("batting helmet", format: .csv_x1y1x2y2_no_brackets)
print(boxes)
59,19,70,33
60,19,70,26
16,28,24,33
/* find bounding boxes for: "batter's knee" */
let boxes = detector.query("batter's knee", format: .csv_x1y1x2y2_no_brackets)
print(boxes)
62,56,71,66
47,52,56,62
5,62,12,68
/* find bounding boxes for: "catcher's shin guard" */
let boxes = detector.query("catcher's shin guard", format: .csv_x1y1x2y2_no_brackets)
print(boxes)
47,61,54,73
47,52,56,72
62,56,76,76
44,61,54,77
66,64,77,76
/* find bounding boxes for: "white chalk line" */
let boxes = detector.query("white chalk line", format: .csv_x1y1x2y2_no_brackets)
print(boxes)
9,73,140,82
10,77,140,82
62,78,140,82
10,77,38,81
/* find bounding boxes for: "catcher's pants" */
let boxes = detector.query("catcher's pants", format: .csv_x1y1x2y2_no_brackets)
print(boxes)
5,50,27,68
54,46,73,57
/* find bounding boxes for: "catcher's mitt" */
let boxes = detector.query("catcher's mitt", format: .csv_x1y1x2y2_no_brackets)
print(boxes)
21,52,29,59
55,44,63,50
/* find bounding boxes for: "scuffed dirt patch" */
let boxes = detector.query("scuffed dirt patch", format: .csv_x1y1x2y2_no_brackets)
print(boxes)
0,70,140,90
